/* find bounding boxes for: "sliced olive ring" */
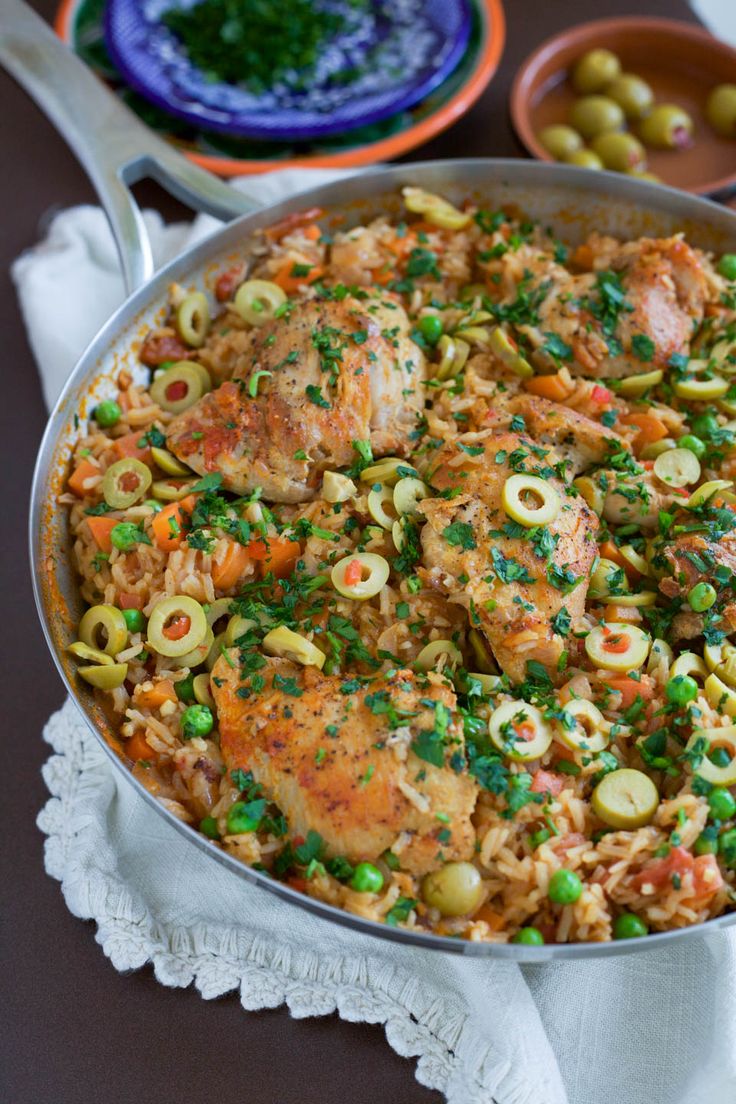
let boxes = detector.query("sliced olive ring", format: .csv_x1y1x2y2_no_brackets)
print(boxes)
147,595,208,658
234,279,286,326
414,639,462,672
591,768,658,829
488,700,552,762
262,626,325,668
393,476,429,517
176,292,210,347
79,663,128,690
557,699,609,754
151,447,192,477
685,725,736,787
585,623,651,672
402,186,471,230
102,458,152,509
79,604,129,657
150,363,205,414
331,553,390,600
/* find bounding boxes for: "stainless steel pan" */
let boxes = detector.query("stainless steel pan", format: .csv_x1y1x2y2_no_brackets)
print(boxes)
5,0,736,959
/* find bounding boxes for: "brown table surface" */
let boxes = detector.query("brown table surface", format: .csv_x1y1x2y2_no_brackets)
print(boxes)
1,0,702,1100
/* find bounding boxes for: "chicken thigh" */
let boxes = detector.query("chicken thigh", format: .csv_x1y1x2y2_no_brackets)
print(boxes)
211,656,478,876
166,297,425,502
420,432,599,683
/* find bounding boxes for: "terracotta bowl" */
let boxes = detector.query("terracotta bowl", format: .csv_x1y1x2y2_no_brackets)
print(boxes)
511,16,736,197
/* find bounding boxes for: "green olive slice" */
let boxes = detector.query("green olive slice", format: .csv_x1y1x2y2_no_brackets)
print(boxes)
414,639,462,672
502,474,560,527
262,626,325,668
591,768,658,828
614,369,663,397
150,363,205,414
151,447,192,476
147,595,208,658
79,663,128,690
585,623,650,672
557,699,609,753
151,478,196,502
193,672,215,707
488,327,533,377
704,672,736,717
176,292,210,347
234,279,286,326
204,597,234,631
653,447,701,488
393,476,429,517
79,604,129,656
102,458,152,509
686,725,736,786
168,626,214,669
360,457,417,486
331,553,390,600
488,700,552,762
367,483,397,529
68,641,114,665
225,614,257,646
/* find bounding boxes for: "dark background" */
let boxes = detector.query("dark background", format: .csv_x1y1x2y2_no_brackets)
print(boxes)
1,0,700,1101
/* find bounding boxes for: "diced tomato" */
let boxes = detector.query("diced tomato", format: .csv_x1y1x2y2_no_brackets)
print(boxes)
530,769,565,796
139,333,189,366
631,846,694,892
691,854,724,899
557,832,587,852
215,265,246,302
591,385,613,404
119,592,145,611
113,431,152,465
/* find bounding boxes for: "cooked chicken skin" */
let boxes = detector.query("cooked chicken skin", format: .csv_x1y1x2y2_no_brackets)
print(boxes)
166,298,425,502
212,656,479,875
531,236,707,379
420,433,599,683
497,394,627,476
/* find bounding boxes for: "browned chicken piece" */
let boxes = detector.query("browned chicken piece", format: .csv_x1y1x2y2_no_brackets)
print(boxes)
212,657,479,876
420,433,599,683
660,533,736,600
529,236,708,379
166,297,425,502
498,394,627,476
600,468,679,532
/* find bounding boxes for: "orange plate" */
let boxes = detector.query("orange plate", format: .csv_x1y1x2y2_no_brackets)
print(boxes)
510,16,736,197
56,0,506,177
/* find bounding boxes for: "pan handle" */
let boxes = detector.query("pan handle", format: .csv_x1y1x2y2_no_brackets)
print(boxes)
0,0,261,292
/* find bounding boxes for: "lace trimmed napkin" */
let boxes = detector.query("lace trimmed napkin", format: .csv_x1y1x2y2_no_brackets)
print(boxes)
15,168,736,1104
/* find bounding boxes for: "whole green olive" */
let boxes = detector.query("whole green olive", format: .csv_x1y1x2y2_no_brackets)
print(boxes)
639,103,694,149
538,124,583,160
706,84,736,138
626,169,662,183
605,73,654,120
564,148,604,170
421,861,484,917
591,131,647,172
569,96,625,140
572,49,621,94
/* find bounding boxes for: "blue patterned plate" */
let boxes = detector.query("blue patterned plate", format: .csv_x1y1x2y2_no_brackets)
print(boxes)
105,0,473,141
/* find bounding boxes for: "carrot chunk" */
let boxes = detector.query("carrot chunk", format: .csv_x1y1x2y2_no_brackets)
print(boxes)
68,458,100,497
212,541,252,590
86,515,118,552
151,495,197,552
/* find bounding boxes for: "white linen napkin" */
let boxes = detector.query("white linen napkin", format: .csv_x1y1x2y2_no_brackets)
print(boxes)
14,168,736,1104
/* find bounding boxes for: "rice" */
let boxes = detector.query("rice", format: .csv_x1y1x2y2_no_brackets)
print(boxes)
60,186,736,945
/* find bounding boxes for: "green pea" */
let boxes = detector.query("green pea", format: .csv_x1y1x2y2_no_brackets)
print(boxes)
688,582,717,612
418,314,444,346
718,826,736,867
200,815,220,840
694,828,719,855
110,522,144,551
690,412,720,440
708,786,736,821
548,869,582,904
350,862,384,894
175,673,196,702
226,800,261,834
613,912,648,939
94,399,122,427
678,434,706,459
717,254,736,281
511,926,545,945
181,703,213,740
122,608,145,633
665,674,699,706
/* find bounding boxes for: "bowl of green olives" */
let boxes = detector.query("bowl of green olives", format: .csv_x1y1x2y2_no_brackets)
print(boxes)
511,16,736,196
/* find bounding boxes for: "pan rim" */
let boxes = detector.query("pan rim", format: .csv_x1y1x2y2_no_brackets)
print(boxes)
30,158,736,959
